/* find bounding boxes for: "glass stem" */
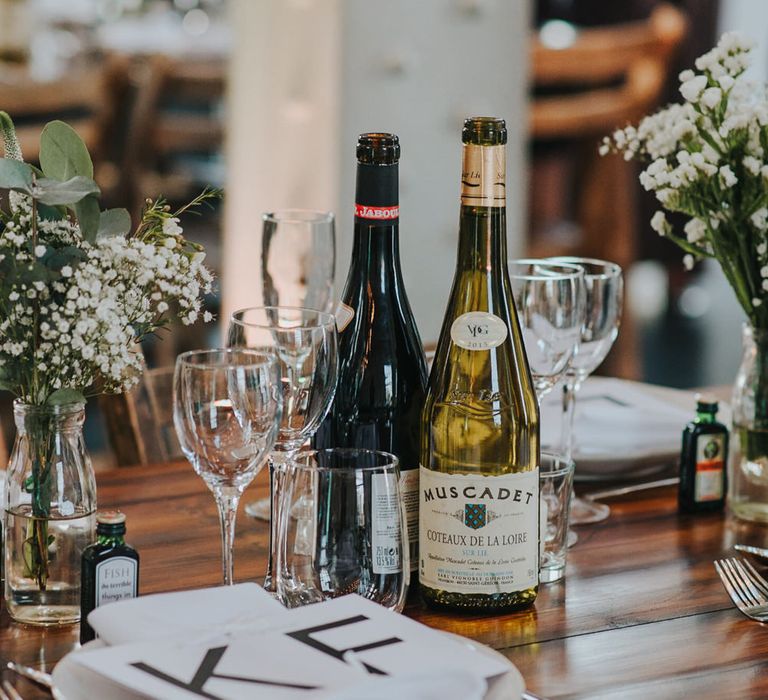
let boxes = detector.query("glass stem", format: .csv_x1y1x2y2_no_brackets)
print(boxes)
561,376,578,462
265,449,296,592
214,487,242,586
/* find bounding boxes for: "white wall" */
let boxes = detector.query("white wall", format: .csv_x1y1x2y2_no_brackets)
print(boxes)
718,0,768,82
224,0,530,342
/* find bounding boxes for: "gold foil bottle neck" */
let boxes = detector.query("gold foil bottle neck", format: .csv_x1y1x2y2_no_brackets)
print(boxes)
460,143,506,207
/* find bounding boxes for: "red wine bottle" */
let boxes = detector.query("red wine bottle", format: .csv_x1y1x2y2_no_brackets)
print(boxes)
315,133,427,572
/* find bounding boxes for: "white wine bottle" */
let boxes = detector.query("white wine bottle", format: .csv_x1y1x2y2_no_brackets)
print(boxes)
419,117,540,613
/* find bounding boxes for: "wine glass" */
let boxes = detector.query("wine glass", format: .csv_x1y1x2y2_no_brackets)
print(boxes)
173,349,281,585
548,257,623,524
276,449,408,612
509,259,585,400
227,306,338,591
261,210,336,312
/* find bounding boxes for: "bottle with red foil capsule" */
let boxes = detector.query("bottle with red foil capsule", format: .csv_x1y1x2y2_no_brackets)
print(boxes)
314,133,427,578
678,394,729,513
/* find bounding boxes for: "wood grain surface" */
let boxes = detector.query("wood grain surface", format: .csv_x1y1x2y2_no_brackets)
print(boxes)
2,460,768,699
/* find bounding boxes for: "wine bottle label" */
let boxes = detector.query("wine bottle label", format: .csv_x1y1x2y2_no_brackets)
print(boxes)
450,312,508,350
95,556,138,606
335,302,355,332
419,466,539,594
354,204,399,220
371,473,403,574
694,433,725,502
400,468,419,572
460,144,505,207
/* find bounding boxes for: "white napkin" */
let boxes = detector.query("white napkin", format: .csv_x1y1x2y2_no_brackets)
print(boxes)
72,591,512,700
541,377,694,463
317,669,487,700
87,582,284,646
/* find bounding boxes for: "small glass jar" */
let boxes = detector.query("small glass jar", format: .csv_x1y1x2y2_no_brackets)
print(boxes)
729,324,768,522
3,401,97,625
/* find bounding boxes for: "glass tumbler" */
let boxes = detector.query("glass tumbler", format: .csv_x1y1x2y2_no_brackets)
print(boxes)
539,452,575,583
275,449,408,612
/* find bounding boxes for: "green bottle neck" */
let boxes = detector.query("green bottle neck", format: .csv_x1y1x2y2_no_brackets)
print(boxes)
456,206,508,273
97,529,126,546
695,410,716,424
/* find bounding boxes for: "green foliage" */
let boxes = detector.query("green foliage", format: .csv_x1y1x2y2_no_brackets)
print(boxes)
39,120,93,180
73,195,101,242
33,176,100,206
46,388,86,406
0,158,33,189
0,110,23,161
97,208,132,238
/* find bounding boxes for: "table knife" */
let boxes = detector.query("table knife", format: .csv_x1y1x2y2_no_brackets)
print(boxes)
734,544,768,560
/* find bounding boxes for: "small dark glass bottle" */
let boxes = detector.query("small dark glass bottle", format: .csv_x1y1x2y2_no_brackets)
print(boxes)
678,395,729,513
80,510,139,644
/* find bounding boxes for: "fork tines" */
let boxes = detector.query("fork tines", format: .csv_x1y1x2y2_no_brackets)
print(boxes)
715,556,768,622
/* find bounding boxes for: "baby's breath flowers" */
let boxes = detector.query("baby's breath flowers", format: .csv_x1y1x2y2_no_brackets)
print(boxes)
0,111,217,590
601,31,768,325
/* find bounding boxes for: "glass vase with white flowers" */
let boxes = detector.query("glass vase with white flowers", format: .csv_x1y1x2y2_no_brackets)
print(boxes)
601,32,768,521
0,111,216,624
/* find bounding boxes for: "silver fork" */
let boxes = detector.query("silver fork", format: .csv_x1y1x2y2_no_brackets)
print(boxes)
714,557,768,622
0,680,24,700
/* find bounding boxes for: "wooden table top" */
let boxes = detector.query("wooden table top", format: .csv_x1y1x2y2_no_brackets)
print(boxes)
2,459,768,699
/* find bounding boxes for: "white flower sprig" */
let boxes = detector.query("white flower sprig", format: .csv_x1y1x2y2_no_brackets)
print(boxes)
602,31,768,323
0,193,215,403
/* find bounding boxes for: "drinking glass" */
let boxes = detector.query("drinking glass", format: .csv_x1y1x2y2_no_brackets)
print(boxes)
276,449,408,612
227,307,338,591
261,210,336,312
548,257,623,524
509,259,585,400
539,452,575,583
173,349,281,585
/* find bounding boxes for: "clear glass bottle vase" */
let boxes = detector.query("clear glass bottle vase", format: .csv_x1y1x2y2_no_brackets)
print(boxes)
3,400,97,625
729,323,768,522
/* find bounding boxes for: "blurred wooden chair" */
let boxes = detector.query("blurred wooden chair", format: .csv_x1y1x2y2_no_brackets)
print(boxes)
100,366,181,467
0,54,130,199
528,3,687,378
528,3,687,266
124,54,225,217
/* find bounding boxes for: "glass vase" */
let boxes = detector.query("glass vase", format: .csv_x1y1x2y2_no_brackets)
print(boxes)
3,401,97,625
729,323,768,522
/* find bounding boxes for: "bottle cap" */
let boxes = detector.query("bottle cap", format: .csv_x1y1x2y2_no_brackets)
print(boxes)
462,117,507,145
357,133,400,165
97,510,126,525
695,393,719,413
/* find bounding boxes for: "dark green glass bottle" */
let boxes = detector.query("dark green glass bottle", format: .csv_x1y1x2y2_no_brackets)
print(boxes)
80,511,139,644
678,395,728,513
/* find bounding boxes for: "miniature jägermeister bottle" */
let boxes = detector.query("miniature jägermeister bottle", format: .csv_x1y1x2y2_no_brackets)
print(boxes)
80,511,139,643
678,395,729,513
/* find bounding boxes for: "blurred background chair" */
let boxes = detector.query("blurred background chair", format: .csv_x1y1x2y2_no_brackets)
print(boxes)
99,366,182,467
527,2,688,377
0,54,130,201
123,53,226,218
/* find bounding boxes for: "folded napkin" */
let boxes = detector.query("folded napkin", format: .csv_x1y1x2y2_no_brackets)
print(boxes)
541,377,695,465
87,582,284,646
317,669,487,700
68,590,514,700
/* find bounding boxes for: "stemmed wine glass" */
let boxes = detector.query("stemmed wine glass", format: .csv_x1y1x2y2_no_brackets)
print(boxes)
549,257,623,524
227,306,338,591
261,210,336,312
509,259,585,400
253,209,336,525
173,349,282,585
